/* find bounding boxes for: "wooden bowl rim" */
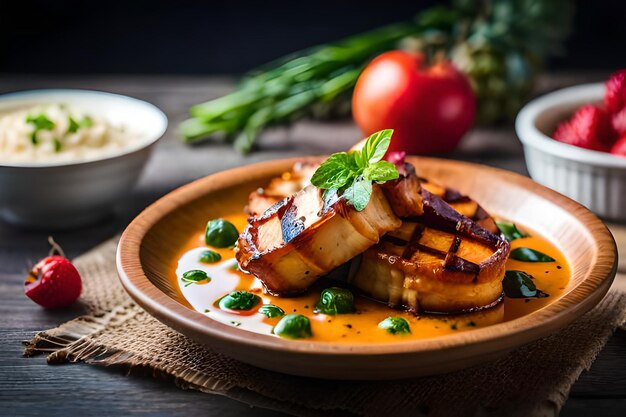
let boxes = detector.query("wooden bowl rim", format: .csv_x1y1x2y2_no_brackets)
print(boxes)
117,156,618,357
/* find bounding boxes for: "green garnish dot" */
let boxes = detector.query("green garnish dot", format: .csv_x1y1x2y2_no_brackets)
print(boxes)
218,291,261,311
230,321,241,327
53,138,62,153
68,116,80,133
314,287,355,315
496,221,528,241
273,314,312,339
203,308,210,313
26,113,55,131
30,131,38,145
509,247,555,262
205,219,239,248
310,129,399,212
450,323,458,330
466,321,476,327
259,304,285,318
181,269,210,287
198,249,221,263
378,316,411,335
81,115,94,128
503,270,549,298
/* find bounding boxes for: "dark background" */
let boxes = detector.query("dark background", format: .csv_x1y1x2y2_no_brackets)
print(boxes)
0,0,625,75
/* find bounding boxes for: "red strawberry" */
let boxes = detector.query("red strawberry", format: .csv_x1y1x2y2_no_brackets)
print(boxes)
553,105,616,151
610,135,626,158
612,107,626,136
25,255,82,309
605,69,626,113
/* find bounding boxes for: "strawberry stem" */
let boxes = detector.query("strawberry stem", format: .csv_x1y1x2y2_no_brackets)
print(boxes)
48,236,66,258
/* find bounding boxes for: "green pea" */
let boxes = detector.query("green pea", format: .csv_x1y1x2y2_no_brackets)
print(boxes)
181,270,210,287
205,219,239,248
378,316,411,335
218,291,261,311
198,249,221,263
314,287,355,315
273,314,312,339
258,304,285,319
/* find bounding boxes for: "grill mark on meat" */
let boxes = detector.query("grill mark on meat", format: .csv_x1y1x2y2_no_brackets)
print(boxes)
402,223,426,259
382,235,409,246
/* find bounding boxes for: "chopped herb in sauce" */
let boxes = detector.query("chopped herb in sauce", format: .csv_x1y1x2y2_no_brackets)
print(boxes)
503,270,549,298
258,304,285,319
273,314,312,339
314,287,355,315
198,249,221,263
509,247,555,262
205,219,239,248
218,291,261,311
378,316,411,335
181,269,210,287
496,221,528,241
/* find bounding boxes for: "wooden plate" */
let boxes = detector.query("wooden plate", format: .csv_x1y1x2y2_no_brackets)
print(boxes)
117,157,617,380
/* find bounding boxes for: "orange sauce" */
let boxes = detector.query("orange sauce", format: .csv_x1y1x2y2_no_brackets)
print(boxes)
172,214,570,343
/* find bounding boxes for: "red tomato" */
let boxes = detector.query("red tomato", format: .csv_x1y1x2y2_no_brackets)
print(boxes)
352,50,476,154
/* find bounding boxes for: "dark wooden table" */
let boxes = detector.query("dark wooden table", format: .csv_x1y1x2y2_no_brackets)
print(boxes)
1,74,625,417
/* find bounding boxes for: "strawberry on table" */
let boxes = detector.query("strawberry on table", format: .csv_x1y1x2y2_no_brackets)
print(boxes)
605,69,626,114
610,136,626,158
553,105,616,151
24,238,82,309
611,107,626,136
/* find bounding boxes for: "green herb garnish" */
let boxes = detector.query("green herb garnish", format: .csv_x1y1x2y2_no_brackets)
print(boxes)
310,129,399,211
26,113,55,146
218,291,261,311
205,219,239,248
198,249,221,263
496,221,528,241
26,113,55,131
53,138,62,153
81,115,94,128
503,270,549,298
378,316,411,335
68,116,80,133
273,314,312,339
314,287,355,315
181,269,210,287
509,247,555,262
258,304,285,319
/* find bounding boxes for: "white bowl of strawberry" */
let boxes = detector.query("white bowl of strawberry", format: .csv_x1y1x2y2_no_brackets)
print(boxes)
516,70,626,221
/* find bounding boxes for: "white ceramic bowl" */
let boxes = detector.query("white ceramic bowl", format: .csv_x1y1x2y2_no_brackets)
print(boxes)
516,83,626,222
0,89,167,229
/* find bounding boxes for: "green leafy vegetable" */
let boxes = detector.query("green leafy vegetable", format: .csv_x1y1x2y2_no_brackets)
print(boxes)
26,113,56,146
273,314,312,339
53,139,62,153
496,221,528,241
218,291,261,311
181,270,210,287
509,247,555,262
81,115,94,128
314,287,355,315
179,1,574,152
198,249,222,263
310,129,398,211
503,270,549,298
68,117,80,134
26,113,55,131
258,304,285,319
378,316,411,335
205,219,239,248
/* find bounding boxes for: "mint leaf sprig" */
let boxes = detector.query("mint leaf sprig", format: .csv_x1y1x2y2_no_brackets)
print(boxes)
310,129,399,211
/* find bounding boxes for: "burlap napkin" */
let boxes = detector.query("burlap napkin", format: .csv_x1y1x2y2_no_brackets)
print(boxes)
24,226,626,417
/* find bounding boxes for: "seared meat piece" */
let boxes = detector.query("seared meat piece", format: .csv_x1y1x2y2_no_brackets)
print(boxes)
349,190,510,314
236,183,401,295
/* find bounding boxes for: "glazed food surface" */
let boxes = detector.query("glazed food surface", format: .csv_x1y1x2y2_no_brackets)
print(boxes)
173,214,570,344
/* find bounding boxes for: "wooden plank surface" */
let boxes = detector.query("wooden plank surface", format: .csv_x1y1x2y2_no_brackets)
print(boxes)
0,74,624,416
